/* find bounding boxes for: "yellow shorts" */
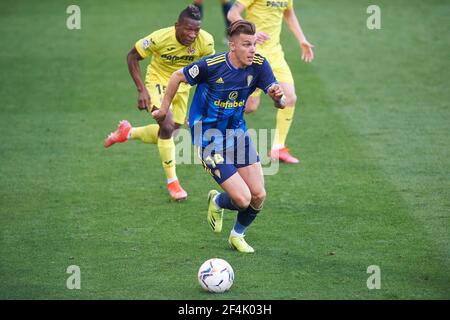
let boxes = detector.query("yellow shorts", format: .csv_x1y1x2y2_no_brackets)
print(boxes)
251,46,294,97
145,73,190,125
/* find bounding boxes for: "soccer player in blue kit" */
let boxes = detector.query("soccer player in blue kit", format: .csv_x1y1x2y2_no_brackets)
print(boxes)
153,20,286,253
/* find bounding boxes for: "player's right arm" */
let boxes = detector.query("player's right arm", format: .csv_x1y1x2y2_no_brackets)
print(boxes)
128,30,161,111
255,57,285,108
283,7,314,63
152,69,187,122
227,1,270,44
153,58,208,122
127,47,150,111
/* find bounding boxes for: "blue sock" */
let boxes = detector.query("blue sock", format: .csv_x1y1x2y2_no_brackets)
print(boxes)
233,205,260,235
222,1,232,29
215,192,239,211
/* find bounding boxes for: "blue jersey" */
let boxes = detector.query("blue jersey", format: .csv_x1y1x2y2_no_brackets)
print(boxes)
183,52,277,150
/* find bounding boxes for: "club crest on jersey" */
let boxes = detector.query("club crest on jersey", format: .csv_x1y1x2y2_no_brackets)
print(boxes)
187,46,196,55
228,91,239,100
247,75,253,87
188,65,199,78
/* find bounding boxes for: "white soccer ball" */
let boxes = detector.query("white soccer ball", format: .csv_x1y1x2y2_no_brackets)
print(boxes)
198,258,234,293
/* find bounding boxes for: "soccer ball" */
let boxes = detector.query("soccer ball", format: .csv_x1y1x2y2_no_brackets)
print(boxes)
198,258,234,293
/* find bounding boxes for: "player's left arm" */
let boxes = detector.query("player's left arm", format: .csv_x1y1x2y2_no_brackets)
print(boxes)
257,59,286,109
283,7,314,63
152,69,188,122
267,84,286,109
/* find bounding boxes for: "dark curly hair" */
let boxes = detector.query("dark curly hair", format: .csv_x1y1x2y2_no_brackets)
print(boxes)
178,5,201,22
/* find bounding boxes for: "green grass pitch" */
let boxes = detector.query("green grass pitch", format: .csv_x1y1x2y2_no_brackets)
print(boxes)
0,0,449,299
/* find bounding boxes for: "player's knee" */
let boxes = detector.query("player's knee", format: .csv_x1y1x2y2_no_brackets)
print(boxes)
233,193,251,210
159,122,175,139
285,92,297,106
245,98,259,114
245,103,257,114
251,189,266,207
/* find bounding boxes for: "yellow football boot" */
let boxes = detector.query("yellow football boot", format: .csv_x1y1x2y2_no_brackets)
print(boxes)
228,235,255,253
207,190,223,233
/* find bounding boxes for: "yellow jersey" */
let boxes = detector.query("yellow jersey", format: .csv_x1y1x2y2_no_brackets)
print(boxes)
237,0,293,51
135,26,215,82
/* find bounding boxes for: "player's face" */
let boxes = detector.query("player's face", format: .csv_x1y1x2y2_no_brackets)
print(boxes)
230,34,257,67
175,18,201,47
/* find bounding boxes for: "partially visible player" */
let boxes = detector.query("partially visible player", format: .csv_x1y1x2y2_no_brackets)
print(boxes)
103,5,215,201
228,0,314,163
153,20,285,253
193,0,233,31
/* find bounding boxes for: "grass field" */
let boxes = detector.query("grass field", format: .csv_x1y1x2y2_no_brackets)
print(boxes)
0,0,449,299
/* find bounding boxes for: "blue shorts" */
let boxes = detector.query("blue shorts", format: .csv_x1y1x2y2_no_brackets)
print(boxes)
197,134,260,185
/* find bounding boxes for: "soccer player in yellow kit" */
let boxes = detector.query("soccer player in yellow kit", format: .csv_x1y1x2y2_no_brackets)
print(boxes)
104,5,215,201
228,0,314,163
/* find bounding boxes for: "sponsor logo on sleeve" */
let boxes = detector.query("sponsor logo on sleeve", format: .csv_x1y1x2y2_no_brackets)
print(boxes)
142,39,151,49
188,65,199,78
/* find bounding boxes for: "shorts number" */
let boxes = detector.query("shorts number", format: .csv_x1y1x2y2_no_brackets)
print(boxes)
205,154,224,168
155,84,166,95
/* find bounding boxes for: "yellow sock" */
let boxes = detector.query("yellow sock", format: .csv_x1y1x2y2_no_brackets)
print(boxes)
273,106,295,148
158,138,177,181
130,124,159,144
